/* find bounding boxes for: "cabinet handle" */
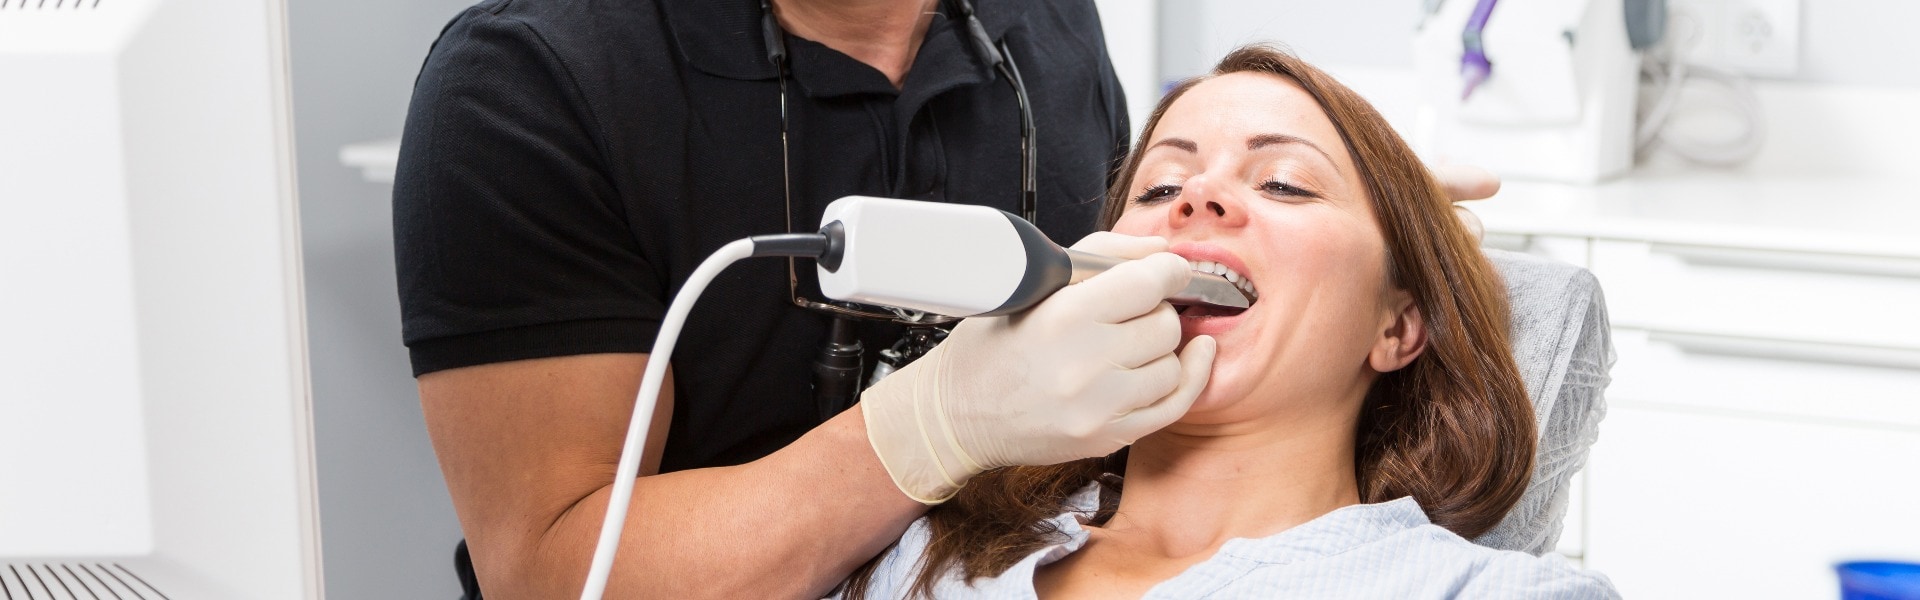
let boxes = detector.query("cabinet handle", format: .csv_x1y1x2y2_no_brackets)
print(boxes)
1653,243,1920,279
1648,330,1920,371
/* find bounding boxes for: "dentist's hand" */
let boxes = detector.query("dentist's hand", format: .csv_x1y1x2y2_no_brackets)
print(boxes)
860,232,1217,504
1434,163,1501,242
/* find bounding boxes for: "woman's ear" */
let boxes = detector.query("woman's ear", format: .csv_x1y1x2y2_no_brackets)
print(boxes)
1368,289,1427,373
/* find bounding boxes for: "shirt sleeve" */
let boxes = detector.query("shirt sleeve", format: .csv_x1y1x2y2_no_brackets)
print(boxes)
392,5,666,376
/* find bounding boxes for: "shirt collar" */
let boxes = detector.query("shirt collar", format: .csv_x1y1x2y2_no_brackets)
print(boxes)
977,488,1439,597
662,0,779,81
1219,496,1434,563
975,484,1100,595
662,0,1020,91
1048,486,1436,565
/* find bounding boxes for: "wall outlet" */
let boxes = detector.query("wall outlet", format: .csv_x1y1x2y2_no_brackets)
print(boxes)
1667,0,1801,77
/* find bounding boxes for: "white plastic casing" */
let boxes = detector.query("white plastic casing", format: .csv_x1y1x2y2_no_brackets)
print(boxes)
0,0,322,597
1412,0,1639,183
816,196,1029,317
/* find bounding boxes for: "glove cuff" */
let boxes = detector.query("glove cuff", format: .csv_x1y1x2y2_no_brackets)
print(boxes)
859,354,978,505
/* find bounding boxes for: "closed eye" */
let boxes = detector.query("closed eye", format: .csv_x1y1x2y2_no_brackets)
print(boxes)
1259,180,1321,200
1133,184,1182,205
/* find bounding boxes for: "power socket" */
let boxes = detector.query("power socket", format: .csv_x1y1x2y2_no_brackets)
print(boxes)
1666,0,1800,77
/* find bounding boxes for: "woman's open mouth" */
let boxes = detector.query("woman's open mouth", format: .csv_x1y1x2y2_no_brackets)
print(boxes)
1175,259,1258,319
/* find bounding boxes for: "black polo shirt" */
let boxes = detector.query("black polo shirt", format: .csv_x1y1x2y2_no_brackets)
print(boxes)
395,0,1129,474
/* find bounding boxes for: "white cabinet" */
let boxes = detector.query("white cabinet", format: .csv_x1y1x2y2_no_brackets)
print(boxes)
1469,170,1920,598
1606,326,1920,428
1591,240,1920,355
1585,407,1920,599
1581,269,1920,598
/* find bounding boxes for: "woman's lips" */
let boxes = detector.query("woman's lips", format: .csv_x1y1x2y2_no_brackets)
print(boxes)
1169,243,1255,283
1179,301,1250,336
1169,242,1256,337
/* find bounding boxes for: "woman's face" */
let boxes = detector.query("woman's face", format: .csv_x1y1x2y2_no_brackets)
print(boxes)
1112,72,1406,424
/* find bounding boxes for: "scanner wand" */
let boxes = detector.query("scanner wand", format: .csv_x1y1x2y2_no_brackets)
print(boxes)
814,196,1256,317
1066,250,1253,310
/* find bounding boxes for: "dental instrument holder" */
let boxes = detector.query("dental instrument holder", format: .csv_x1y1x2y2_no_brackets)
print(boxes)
1413,0,1643,183
868,325,949,388
812,316,864,421
814,196,1251,319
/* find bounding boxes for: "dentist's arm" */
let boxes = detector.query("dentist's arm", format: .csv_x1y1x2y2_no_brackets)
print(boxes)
418,233,1214,599
421,354,923,600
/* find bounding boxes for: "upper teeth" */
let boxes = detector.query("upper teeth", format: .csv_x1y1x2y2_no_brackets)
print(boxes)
1188,259,1259,300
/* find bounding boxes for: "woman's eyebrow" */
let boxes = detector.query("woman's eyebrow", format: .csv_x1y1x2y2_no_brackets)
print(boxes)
1248,133,1336,167
1147,137,1199,153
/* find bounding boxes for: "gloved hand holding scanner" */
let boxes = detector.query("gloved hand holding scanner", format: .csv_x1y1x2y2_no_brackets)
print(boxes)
827,198,1228,504
579,197,1223,599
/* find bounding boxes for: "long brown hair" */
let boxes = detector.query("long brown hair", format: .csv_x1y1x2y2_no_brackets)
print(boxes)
845,44,1534,599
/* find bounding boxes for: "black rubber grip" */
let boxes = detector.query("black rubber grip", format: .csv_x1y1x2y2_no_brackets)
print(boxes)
980,210,1070,316
749,232,833,262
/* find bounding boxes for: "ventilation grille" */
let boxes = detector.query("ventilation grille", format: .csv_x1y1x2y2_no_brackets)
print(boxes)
0,0,103,9
0,563,167,600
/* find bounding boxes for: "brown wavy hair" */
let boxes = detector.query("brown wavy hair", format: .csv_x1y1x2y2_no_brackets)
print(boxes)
844,44,1534,599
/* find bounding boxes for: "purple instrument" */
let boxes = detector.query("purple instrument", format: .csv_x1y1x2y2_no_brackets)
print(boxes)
1460,0,1500,100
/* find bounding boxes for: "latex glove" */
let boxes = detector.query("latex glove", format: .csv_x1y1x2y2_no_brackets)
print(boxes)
861,232,1218,504
1434,163,1501,243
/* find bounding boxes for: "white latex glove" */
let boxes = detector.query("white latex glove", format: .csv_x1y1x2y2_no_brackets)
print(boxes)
861,232,1218,504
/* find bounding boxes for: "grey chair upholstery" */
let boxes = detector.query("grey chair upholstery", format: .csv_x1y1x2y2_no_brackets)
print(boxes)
1471,249,1616,555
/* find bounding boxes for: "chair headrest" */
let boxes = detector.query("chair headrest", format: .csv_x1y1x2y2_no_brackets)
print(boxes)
1473,249,1616,555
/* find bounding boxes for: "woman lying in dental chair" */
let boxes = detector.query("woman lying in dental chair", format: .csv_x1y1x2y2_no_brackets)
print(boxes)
831,45,1619,599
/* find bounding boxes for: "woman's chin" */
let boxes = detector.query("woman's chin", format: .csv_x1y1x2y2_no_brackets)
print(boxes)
1175,334,1236,415
1178,370,1249,423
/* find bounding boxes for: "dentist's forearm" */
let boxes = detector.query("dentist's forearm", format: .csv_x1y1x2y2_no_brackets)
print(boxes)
529,407,921,599
420,354,923,600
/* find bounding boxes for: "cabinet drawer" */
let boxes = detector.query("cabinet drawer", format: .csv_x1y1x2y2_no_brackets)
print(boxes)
1589,240,1920,351
1586,407,1920,600
1610,327,1920,427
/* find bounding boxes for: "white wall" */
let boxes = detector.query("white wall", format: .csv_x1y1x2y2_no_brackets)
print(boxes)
1158,0,1422,82
1095,0,1160,138
1154,0,1920,88
286,0,472,597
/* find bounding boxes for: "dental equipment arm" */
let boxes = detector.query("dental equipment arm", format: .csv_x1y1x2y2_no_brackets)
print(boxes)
580,197,1219,600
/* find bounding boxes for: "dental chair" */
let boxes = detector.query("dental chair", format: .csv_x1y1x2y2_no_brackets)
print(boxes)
1473,249,1615,556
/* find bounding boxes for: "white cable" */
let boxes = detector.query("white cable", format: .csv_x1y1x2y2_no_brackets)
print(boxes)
1653,64,1768,166
1635,50,1689,149
580,237,757,600
1634,8,1767,167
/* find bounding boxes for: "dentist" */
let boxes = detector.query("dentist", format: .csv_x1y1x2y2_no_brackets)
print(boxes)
392,0,1497,598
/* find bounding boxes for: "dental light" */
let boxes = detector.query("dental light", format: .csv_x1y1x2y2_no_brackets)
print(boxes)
578,196,1250,599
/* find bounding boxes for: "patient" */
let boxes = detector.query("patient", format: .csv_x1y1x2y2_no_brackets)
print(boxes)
834,45,1618,599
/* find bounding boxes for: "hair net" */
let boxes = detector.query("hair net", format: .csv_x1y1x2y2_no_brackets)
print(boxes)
1472,249,1615,555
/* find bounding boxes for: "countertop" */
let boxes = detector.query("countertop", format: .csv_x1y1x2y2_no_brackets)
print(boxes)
1469,163,1920,259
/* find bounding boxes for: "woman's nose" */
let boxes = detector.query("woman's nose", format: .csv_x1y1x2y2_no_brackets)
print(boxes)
1169,175,1249,230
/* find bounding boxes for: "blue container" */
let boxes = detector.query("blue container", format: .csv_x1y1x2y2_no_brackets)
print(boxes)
1838,562,1920,600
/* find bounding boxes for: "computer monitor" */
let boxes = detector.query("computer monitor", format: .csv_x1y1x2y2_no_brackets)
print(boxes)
0,0,321,597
